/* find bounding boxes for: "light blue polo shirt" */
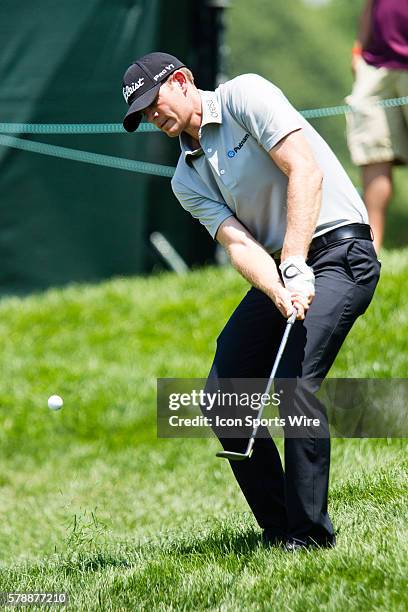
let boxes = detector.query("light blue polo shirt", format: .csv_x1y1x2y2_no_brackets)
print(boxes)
171,73,368,254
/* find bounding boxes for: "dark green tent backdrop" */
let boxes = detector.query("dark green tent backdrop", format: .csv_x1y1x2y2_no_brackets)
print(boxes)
0,0,226,294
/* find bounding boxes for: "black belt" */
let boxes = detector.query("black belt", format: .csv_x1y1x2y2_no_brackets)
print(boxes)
272,223,373,261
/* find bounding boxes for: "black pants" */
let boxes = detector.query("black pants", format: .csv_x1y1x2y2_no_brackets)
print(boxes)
206,238,381,545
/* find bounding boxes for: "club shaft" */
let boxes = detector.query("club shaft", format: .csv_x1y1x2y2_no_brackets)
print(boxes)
216,311,297,461
246,312,296,447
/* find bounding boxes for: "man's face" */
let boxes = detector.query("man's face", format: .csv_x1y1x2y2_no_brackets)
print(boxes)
141,73,191,137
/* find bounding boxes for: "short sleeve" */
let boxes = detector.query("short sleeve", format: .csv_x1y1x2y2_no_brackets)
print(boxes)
224,74,303,152
171,176,234,240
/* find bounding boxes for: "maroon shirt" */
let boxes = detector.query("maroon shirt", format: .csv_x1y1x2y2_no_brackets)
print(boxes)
363,0,408,70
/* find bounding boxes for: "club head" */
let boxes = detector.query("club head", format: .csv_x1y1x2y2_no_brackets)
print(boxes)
216,450,252,461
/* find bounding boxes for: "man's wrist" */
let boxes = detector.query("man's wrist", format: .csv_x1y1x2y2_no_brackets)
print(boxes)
265,277,284,298
352,41,362,57
281,246,308,261
280,254,306,265
268,276,284,290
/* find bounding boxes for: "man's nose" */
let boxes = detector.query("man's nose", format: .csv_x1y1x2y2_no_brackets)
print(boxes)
146,108,159,123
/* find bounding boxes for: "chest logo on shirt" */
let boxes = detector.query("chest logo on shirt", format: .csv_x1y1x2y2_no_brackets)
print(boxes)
227,133,250,158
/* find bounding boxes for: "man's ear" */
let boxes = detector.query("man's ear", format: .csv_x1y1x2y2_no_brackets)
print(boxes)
172,70,188,92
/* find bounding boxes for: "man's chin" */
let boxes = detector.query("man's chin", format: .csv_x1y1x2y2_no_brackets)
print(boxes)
164,123,182,137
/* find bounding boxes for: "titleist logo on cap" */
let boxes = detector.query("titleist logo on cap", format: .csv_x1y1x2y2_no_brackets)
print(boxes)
123,78,145,104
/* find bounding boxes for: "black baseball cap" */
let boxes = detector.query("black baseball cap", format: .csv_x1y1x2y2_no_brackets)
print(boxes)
122,52,185,132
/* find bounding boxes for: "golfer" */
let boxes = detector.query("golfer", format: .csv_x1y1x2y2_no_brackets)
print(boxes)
122,53,381,550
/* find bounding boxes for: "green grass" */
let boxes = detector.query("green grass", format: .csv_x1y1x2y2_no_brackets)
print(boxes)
0,250,407,610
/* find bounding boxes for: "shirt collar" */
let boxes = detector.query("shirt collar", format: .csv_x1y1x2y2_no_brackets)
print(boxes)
199,89,222,128
179,89,222,162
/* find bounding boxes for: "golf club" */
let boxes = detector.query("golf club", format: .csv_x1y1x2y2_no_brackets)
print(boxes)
216,309,297,461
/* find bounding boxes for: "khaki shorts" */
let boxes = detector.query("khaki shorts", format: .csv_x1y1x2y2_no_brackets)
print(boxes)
346,57,408,166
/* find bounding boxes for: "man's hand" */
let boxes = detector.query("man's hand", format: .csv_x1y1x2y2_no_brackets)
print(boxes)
270,280,309,321
279,256,315,318
280,256,315,298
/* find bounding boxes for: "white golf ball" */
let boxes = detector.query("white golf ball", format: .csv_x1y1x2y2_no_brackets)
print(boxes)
48,394,64,410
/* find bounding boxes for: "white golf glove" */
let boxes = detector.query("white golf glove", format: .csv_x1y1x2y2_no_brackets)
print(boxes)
279,256,315,298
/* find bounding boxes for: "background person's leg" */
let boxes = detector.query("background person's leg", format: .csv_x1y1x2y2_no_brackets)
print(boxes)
362,162,393,253
345,59,403,254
